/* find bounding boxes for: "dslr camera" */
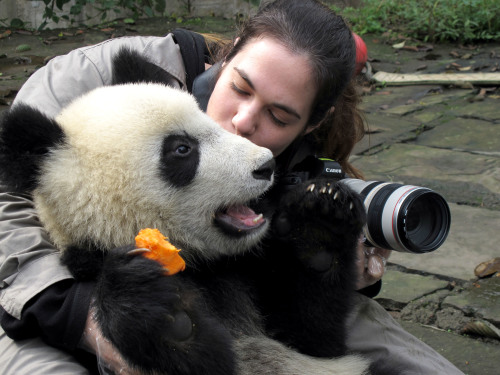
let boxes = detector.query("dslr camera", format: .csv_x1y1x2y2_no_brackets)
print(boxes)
279,156,451,254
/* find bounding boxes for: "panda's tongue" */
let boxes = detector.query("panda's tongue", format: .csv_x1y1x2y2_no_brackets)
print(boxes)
225,205,264,228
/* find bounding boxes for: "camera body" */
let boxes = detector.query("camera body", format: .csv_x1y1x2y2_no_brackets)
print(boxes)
280,156,451,254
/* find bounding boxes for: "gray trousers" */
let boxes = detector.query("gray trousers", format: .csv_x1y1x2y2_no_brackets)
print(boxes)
0,327,88,374
0,294,463,375
346,294,464,374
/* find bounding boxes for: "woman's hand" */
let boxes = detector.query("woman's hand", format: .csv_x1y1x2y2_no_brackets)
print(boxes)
79,305,142,375
355,236,392,290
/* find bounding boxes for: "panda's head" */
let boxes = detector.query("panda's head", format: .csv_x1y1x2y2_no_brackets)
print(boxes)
0,83,275,262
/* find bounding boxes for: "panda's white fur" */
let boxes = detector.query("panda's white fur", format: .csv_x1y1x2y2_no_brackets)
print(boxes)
34,83,274,261
0,82,378,375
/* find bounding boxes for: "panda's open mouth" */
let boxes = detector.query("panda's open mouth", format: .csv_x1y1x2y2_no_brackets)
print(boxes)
214,204,266,237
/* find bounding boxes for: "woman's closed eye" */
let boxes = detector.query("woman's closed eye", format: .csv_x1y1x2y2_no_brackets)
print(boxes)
230,82,250,96
268,109,287,126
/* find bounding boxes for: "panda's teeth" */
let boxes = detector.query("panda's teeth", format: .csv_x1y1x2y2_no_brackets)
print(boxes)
252,213,264,223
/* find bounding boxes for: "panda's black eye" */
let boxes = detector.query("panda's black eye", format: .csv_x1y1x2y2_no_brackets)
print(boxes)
176,145,191,155
160,134,199,187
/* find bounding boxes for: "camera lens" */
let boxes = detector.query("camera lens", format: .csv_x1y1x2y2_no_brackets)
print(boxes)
341,179,451,253
398,189,450,253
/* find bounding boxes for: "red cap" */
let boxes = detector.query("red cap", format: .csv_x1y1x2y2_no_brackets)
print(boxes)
353,33,368,75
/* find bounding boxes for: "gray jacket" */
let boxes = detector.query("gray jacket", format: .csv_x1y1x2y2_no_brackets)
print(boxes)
0,34,187,319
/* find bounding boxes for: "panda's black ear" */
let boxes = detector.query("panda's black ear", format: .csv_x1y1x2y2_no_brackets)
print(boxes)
111,47,177,86
0,104,65,192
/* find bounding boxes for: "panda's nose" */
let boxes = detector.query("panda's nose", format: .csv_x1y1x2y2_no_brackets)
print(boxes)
252,159,275,181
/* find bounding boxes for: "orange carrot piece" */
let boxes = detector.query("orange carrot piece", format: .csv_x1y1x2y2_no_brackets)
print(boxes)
135,228,186,276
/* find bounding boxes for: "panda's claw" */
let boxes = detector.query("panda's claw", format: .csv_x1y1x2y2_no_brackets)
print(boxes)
127,247,151,256
277,179,366,241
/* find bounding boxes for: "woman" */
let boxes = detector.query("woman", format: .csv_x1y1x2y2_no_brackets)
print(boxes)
0,0,462,374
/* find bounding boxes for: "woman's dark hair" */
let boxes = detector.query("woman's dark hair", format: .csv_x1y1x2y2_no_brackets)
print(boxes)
215,0,365,178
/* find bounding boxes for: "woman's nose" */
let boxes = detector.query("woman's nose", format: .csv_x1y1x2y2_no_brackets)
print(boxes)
232,103,258,136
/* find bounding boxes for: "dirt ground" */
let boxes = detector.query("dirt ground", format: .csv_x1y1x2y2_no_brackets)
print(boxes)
1,15,499,109
0,16,238,111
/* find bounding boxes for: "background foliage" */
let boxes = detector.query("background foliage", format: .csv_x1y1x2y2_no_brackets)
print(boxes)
334,0,500,43
3,0,500,42
40,0,166,29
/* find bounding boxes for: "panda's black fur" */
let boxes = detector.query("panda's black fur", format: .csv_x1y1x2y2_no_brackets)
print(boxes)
0,48,400,375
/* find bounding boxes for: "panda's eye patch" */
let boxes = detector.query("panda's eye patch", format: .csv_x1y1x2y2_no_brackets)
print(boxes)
160,134,200,187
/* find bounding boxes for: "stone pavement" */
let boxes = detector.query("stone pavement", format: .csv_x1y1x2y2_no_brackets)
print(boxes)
1,20,499,375
352,37,500,374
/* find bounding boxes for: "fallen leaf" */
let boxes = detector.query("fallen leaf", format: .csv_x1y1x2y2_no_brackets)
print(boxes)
402,45,419,52
422,53,441,61
0,30,12,39
446,62,462,70
463,320,500,339
392,41,405,49
405,44,433,52
15,44,31,52
474,257,500,278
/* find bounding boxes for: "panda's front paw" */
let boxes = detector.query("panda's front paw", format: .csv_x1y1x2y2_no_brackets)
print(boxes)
274,179,366,271
94,248,235,374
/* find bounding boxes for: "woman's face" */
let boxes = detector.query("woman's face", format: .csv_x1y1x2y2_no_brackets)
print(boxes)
207,38,318,156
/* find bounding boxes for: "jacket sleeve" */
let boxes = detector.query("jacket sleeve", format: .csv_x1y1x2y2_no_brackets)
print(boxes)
0,187,74,320
13,33,186,118
0,279,94,351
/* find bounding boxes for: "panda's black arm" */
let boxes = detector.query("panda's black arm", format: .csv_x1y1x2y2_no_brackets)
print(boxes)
256,179,366,358
256,240,356,358
92,249,237,375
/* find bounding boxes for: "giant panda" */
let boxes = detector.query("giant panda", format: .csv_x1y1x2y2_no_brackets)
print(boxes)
0,82,395,374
